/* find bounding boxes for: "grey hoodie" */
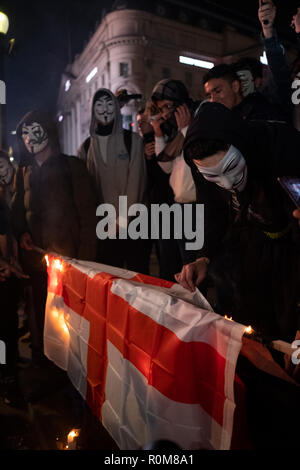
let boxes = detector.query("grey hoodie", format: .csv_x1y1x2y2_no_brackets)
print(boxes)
78,88,147,215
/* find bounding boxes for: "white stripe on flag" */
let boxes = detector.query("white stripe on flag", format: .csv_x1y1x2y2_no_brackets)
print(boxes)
102,341,226,450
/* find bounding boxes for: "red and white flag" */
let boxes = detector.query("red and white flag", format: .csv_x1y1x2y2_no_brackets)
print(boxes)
44,254,246,450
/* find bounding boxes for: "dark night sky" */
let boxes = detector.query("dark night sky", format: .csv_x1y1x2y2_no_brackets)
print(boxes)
2,0,300,148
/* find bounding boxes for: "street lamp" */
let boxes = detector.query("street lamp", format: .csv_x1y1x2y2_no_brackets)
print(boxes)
0,12,9,35
0,10,9,150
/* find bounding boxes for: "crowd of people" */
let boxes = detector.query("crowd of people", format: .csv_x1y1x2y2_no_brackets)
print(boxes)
0,0,300,448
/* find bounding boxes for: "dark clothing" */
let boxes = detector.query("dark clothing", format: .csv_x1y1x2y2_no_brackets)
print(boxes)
262,33,293,123
12,110,98,361
12,154,97,261
0,277,19,377
233,92,286,123
184,103,300,341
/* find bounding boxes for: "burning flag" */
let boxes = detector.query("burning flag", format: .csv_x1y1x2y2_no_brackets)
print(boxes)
44,255,246,450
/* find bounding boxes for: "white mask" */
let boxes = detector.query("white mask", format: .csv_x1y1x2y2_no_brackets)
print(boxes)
194,145,248,192
22,122,49,154
94,96,115,125
0,157,13,186
237,69,255,97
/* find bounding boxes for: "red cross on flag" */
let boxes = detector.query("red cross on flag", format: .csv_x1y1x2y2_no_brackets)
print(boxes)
44,254,246,450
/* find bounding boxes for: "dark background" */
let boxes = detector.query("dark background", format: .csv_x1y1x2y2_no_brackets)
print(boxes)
2,0,300,147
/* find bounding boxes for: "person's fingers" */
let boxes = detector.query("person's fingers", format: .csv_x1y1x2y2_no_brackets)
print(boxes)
185,266,197,292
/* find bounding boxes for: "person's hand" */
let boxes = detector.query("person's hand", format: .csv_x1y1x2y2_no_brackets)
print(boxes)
284,330,300,383
20,232,33,251
175,258,210,293
0,261,10,282
293,208,300,226
291,8,300,34
175,104,191,132
258,0,276,39
150,116,164,137
144,142,156,160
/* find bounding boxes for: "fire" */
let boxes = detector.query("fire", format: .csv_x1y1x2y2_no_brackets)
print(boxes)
54,259,64,272
224,315,233,322
44,255,50,267
244,325,254,335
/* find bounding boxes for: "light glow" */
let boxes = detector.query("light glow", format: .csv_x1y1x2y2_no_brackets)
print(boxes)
260,51,268,66
86,67,98,83
244,326,254,335
0,12,9,35
179,55,214,70
54,259,64,272
65,80,71,92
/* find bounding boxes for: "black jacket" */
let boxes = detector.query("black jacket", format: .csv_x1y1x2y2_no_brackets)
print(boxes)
184,103,300,340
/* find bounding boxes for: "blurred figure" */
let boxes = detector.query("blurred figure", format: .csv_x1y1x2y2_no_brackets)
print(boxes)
0,150,28,406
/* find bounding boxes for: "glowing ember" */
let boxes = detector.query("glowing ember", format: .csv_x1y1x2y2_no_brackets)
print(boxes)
244,326,254,335
54,259,64,272
224,315,233,322
66,429,80,450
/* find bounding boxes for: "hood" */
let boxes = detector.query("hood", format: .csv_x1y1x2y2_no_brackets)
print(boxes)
16,110,60,164
151,79,191,107
90,88,123,137
183,102,273,171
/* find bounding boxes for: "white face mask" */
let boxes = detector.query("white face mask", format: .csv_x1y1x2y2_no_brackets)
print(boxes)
194,145,248,192
0,157,13,186
237,69,255,97
22,122,49,154
94,96,115,125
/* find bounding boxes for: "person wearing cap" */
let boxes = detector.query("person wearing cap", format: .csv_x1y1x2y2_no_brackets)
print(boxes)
150,79,200,273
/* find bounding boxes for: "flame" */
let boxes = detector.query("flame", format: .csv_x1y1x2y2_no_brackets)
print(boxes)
67,430,79,441
224,315,233,322
244,325,254,335
54,259,64,272
44,255,50,267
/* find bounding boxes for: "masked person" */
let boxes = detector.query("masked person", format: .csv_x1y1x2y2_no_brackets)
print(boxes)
149,79,200,275
78,89,149,274
177,102,300,347
11,110,97,366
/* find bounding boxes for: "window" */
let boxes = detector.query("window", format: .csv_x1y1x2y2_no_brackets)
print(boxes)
120,62,129,78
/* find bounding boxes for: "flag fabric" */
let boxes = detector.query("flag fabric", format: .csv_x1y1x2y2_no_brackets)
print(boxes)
44,254,246,450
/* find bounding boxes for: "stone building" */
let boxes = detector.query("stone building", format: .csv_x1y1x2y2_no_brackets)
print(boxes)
57,0,285,155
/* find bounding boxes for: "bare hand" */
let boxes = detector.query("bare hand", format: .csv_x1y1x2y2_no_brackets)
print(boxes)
175,258,210,292
150,116,164,137
291,8,300,34
20,232,33,251
174,104,191,132
258,0,276,38
144,142,156,160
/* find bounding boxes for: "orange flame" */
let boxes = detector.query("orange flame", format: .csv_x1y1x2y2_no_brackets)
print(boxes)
244,325,254,335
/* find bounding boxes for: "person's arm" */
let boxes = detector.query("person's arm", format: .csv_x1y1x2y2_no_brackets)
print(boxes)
68,158,98,261
258,1,292,117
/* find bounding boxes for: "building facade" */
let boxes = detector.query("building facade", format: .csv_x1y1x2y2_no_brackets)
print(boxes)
57,2,271,155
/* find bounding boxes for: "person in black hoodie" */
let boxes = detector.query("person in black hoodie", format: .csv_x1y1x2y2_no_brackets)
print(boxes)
12,110,97,365
177,103,300,448
176,102,300,346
